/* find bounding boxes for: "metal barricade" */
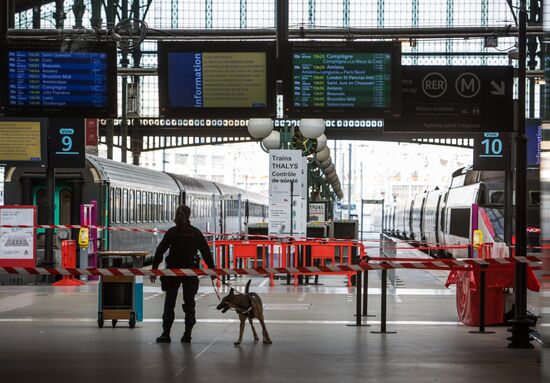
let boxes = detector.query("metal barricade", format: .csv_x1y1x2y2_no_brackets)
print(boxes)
380,234,397,286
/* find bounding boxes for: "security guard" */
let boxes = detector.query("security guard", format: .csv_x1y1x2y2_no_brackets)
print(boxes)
150,205,215,343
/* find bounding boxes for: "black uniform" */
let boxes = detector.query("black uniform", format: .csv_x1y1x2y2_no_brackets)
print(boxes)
152,225,215,333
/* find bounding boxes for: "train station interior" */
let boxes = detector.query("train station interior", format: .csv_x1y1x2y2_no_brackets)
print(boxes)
0,0,549,382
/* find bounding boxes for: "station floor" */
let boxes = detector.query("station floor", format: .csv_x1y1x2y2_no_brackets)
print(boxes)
0,242,546,382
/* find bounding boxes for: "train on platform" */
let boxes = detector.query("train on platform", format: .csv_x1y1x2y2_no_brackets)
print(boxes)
3,155,267,269
383,166,540,258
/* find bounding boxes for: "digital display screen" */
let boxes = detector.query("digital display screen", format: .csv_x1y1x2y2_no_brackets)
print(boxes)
168,52,267,108
285,42,401,119
0,118,47,167
159,41,276,118
8,51,108,109
292,52,392,109
0,40,117,118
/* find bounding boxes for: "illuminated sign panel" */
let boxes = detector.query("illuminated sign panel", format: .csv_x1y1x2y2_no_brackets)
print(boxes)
285,41,401,118
159,41,276,118
0,40,117,118
292,52,392,109
0,118,47,167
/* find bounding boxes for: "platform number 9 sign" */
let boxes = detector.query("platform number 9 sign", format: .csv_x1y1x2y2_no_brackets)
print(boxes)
51,119,85,168
56,128,76,155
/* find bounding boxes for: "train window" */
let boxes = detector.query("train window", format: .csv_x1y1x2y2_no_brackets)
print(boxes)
449,208,470,238
464,171,479,185
148,192,154,222
136,191,141,223
152,193,157,222
159,194,165,222
115,188,122,223
156,193,161,222
122,189,128,223
489,191,504,205
129,190,135,223
450,175,465,188
109,188,114,224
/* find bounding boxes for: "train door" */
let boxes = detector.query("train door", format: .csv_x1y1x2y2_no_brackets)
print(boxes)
34,184,73,229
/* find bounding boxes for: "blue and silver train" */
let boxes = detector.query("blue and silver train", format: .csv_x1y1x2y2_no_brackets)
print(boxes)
384,167,540,258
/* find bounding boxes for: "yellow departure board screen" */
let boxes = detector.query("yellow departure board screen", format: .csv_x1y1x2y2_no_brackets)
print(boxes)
168,52,267,108
159,41,276,118
0,120,43,163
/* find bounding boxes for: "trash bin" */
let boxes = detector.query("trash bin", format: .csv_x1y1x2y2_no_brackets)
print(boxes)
97,251,148,329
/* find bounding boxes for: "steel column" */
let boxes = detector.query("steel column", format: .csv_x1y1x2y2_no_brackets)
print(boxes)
1,0,8,41
32,5,41,29
508,0,533,349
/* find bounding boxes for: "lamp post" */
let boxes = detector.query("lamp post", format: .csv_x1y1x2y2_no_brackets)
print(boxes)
247,118,342,204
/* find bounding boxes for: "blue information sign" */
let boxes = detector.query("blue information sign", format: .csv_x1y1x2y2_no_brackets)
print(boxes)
526,119,542,166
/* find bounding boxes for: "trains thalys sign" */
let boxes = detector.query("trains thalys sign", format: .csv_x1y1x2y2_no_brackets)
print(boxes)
384,66,513,133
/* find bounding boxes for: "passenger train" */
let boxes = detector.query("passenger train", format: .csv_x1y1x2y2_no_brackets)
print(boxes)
384,167,540,258
3,155,267,267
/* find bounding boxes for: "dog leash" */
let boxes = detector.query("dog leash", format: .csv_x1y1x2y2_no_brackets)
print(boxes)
211,277,246,301
210,277,222,301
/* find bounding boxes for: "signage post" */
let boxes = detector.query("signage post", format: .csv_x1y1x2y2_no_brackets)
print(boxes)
268,149,307,238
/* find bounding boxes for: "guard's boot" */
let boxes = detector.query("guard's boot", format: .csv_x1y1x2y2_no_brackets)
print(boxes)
181,323,194,343
156,331,171,343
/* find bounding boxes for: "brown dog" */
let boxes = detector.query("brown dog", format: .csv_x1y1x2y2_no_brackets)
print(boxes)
216,280,272,345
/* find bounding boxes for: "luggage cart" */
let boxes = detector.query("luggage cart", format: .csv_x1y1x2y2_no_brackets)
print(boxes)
97,251,148,328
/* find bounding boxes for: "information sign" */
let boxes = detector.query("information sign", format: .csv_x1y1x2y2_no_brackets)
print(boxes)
0,205,36,267
0,40,117,118
384,66,513,132
49,118,85,168
0,118,47,167
308,202,328,222
473,132,510,171
158,41,277,118
285,41,401,118
268,150,307,237
526,119,542,167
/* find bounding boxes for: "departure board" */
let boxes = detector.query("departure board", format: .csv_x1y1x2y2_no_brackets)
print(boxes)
8,51,108,108
0,40,117,118
285,42,401,119
292,52,392,108
158,41,277,118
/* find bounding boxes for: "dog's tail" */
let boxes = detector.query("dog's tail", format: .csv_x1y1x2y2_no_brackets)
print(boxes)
245,279,252,294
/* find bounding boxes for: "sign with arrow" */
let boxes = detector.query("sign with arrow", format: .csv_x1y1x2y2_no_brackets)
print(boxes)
384,66,513,133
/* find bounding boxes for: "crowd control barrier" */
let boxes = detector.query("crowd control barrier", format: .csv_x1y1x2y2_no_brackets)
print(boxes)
207,238,363,287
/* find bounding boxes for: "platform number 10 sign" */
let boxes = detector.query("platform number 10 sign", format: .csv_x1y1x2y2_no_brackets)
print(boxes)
473,132,510,171
50,118,85,168
480,133,503,158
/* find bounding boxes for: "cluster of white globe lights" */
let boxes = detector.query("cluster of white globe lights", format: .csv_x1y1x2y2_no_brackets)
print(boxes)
247,118,344,200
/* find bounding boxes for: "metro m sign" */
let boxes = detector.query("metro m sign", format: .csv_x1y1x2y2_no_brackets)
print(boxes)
385,66,513,133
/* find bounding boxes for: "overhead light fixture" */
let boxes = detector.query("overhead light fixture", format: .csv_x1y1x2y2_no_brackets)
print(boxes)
247,118,273,140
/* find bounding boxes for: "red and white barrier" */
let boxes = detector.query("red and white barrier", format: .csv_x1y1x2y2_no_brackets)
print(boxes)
0,255,541,278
